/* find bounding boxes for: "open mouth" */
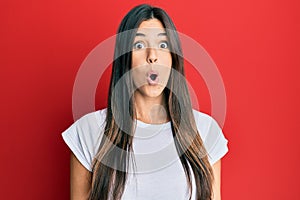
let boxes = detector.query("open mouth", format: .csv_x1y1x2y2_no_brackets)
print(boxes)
147,71,159,85
150,74,158,81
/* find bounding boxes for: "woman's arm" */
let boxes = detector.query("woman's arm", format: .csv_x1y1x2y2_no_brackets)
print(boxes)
70,152,92,200
211,159,222,200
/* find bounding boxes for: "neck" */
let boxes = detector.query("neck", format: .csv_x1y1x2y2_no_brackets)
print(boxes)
134,91,170,124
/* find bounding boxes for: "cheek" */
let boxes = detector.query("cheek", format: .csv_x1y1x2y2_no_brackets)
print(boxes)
131,68,145,87
157,53,172,85
159,52,172,68
159,67,172,86
131,51,145,68
131,52,145,87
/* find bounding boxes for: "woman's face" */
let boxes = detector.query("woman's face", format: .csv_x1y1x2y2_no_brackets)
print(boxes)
131,19,172,98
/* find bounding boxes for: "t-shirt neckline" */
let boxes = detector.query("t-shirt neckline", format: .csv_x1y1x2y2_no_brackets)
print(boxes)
135,119,171,129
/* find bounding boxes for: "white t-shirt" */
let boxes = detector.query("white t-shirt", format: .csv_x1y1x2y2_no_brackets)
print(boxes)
62,108,228,200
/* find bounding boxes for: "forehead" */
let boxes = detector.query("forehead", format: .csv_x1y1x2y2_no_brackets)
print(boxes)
136,19,166,35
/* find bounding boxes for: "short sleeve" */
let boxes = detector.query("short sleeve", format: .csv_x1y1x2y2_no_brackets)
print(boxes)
62,123,92,171
193,110,229,165
203,116,228,165
61,110,106,172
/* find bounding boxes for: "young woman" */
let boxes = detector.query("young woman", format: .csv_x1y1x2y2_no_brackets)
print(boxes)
62,4,228,200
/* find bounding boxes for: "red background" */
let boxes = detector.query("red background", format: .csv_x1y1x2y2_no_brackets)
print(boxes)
1,0,299,199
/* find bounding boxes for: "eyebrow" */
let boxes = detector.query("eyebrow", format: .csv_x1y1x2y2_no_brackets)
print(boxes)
135,32,167,37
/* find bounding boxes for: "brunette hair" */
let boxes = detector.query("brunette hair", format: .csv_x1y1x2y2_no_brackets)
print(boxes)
89,4,214,200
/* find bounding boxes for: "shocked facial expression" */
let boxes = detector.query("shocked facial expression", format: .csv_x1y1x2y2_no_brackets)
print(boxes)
131,19,172,98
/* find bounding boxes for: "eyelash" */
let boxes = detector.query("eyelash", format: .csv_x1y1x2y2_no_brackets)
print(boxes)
133,41,169,49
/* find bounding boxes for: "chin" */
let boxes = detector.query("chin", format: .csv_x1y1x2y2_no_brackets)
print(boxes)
138,85,165,98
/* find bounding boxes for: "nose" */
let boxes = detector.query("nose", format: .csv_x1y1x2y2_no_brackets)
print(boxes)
147,48,158,64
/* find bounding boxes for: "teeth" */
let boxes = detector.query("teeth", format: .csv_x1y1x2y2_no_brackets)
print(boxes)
150,74,157,81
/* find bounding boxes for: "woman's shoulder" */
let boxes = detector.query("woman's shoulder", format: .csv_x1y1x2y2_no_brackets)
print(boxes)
191,109,223,141
62,108,107,148
61,108,108,171
74,108,107,128
192,109,218,129
192,109,228,165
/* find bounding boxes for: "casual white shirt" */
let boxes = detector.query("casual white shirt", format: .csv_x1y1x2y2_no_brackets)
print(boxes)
62,108,228,199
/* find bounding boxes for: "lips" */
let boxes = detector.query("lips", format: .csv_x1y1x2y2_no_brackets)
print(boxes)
147,70,159,85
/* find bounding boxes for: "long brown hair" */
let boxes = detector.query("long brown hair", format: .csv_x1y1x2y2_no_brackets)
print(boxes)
89,4,214,200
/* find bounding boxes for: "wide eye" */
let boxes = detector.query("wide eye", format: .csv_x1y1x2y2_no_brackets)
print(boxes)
133,41,145,49
159,41,168,49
